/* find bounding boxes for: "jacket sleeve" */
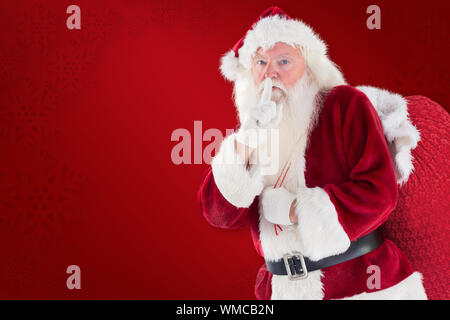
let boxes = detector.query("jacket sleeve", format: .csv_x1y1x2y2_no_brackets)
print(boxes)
198,133,264,229
294,87,399,261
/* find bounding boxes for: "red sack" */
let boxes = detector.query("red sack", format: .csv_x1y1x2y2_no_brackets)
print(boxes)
383,95,450,300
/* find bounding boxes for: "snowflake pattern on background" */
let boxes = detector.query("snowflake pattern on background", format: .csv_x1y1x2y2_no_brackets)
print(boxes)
80,1,125,43
0,250,37,295
0,149,87,244
15,1,59,52
0,47,26,89
0,78,60,148
44,43,97,97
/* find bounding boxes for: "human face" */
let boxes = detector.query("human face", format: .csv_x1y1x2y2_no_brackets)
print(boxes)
251,42,306,95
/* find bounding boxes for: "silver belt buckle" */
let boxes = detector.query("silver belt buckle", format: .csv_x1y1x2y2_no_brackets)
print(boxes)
283,252,308,280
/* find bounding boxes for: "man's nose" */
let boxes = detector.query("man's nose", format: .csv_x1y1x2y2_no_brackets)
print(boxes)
264,62,278,80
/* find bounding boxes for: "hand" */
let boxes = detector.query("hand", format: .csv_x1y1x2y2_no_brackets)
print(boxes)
261,187,296,226
235,78,283,148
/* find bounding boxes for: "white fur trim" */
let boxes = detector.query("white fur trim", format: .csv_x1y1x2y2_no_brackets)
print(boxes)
260,187,296,226
356,86,421,186
295,187,351,261
219,50,241,81
211,134,264,208
238,15,327,69
271,270,324,300
340,272,427,300
220,15,347,90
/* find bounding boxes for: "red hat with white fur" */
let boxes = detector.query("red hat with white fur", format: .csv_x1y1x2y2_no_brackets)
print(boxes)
220,6,346,90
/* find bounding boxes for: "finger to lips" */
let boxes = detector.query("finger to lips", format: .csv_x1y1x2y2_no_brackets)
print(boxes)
260,78,273,103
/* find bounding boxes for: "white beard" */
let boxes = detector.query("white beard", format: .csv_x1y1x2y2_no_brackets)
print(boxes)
284,69,323,147
269,70,321,188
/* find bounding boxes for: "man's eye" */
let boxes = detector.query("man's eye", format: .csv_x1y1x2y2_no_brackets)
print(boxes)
280,59,289,65
257,60,266,65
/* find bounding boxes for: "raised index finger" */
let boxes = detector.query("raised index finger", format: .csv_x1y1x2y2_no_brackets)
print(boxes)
260,78,273,103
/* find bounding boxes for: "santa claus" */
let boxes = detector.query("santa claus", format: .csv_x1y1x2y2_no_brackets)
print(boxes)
198,6,427,299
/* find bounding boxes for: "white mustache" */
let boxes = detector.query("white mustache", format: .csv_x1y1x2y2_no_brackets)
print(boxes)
258,81,288,98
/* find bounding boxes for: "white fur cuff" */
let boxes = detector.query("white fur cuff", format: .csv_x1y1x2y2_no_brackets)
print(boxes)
295,187,351,261
211,134,264,208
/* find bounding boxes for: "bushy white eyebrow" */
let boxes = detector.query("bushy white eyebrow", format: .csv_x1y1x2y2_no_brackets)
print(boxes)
253,53,267,60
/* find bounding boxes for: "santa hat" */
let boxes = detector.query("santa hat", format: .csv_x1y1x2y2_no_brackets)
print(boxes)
220,6,346,90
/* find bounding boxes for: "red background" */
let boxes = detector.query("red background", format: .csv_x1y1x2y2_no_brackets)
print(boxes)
0,0,448,299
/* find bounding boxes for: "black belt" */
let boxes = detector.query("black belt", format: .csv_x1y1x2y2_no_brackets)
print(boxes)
265,230,384,280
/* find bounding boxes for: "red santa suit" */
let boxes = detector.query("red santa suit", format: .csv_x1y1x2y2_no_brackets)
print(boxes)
198,7,428,299
199,85,426,299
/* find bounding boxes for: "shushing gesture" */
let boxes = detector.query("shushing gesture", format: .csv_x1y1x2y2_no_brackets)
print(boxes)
235,78,284,148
